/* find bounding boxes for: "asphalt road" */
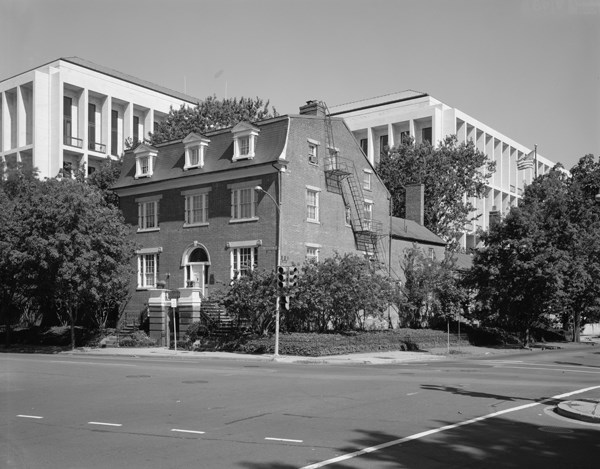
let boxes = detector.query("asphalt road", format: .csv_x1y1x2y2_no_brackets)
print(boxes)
2,346,599,468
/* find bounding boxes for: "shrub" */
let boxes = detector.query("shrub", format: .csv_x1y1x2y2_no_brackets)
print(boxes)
119,331,156,347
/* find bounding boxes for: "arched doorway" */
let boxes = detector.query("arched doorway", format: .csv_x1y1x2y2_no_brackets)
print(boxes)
182,243,210,296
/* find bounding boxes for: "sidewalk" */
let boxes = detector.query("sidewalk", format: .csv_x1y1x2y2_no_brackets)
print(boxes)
63,346,447,365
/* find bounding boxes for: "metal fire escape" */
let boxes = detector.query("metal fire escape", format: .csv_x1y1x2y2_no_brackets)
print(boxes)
320,102,382,262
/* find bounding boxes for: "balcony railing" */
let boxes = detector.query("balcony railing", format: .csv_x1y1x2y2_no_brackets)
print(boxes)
88,141,107,153
64,135,83,149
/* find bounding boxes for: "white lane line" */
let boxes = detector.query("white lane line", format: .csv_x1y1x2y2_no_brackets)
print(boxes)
171,428,205,435
48,360,137,367
265,437,303,443
17,415,43,419
300,385,600,469
494,365,600,375
88,421,122,427
406,392,419,396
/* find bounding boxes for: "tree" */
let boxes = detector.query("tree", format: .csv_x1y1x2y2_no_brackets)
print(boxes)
150,95,278,145
291,253,397,332
85,157,123,207
466,157,600,344
5,177,135,348
376,136,495,251
398,246,466,328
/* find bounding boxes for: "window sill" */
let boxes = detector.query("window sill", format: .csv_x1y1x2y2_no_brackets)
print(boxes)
307,219,320,225
229,217,259,224
183,222,209,228
137,227,160,233
136,286,155,291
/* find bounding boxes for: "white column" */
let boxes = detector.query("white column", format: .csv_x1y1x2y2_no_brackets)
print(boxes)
367,127,374,166
387,123,394,149
103,96,111,157
1,92,9,152
124,102,133,144
17,86,26,148
408,119,415,141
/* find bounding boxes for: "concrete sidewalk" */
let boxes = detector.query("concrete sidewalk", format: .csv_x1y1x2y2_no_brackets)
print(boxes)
63,346,446,365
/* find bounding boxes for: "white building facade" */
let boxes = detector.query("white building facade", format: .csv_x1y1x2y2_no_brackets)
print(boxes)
330,91,556,250
0,57,199,180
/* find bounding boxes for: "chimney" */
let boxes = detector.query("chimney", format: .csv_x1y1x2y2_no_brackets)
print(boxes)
405,183,424,225
299,100,326,117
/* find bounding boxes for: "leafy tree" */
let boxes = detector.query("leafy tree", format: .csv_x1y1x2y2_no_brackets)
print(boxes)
466,156,600,344
397,246,466,328
376,136,495,251
150,95,278,145
291,253,397,332
3,177,134,348
213,269,277,336
85,158,123,207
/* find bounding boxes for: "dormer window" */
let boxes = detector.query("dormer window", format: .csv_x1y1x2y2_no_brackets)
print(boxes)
183,133,210,170
134,143,158,179
231,122,259,161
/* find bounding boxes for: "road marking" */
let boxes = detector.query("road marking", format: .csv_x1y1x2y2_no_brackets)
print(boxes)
265,437,303,443
494,365,600,375
300,385,600,468
171,429,205,435
406,392,419,396
88,421,122,427
17,415,43,419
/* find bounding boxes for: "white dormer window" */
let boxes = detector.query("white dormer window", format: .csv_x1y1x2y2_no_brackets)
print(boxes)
183,133,210,170
134,143,158,179
231,122,259,161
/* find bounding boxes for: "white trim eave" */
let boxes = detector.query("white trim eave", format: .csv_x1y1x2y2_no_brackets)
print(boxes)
114,164,279,198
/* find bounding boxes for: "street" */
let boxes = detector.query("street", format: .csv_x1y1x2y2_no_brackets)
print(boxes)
2,346,599,468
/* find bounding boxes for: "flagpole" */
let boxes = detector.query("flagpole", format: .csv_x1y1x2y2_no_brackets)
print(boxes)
534,144,538,179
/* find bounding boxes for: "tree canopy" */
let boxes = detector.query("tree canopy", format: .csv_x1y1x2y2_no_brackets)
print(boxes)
376,136,495,251
150,95,278,145
466,155,600,343
0,169,135,348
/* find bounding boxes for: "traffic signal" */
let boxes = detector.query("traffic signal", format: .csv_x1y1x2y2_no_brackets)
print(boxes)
281,295,290,310
288,266,299,287
277,266,288,288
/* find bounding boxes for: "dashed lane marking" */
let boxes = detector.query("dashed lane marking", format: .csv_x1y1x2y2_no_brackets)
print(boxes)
300,385,600,468
171,429,206,435
88,421,122,427
17,415,43,419
265,437,304,443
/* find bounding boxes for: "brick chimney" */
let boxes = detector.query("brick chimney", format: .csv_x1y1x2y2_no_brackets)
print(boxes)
299,100,326,117
405,183,424,225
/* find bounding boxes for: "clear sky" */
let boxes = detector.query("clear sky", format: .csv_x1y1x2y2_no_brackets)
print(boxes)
1,0,598,169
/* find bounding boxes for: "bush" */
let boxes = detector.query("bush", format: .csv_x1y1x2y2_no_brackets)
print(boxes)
119,331,156,347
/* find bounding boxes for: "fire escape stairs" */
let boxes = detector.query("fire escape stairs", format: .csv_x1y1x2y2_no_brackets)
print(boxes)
320,101,382,262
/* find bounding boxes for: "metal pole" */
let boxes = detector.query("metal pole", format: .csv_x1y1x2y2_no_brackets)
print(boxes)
255,182,281,358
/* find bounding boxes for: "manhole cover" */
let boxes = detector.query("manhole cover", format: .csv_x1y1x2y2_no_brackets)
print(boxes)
538,426,574,434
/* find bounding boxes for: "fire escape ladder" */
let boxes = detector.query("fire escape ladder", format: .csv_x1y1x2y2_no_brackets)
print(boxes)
320,101,381,261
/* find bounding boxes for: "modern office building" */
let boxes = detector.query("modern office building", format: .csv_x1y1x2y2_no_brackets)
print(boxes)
0,57,199,179
330,91,556,250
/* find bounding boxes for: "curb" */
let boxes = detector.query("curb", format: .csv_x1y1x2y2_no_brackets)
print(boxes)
555,399,600,424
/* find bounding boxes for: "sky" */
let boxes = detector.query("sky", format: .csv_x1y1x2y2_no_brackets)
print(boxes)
1,0,598,169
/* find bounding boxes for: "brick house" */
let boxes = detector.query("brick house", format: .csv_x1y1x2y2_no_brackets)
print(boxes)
112,101,393,343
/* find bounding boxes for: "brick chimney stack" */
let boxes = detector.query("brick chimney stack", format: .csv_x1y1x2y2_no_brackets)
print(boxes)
405,183,424,226
299,100,327,117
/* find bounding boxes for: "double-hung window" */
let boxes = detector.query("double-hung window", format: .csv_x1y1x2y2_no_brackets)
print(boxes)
308,139,320,164
364,200,373,231
229,244,259,279
229,183,258,221
232,122,259,161
133,144,157,178
136,248,161,288
183,133,210,170
137,196,161,231
363,169,372,191
183,188,210,226
306,186,320,223
306,244,320,262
